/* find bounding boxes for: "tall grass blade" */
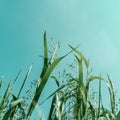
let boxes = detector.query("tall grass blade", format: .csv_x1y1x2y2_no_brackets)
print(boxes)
69,44,89,68
88,101,96,120
40,82,75,105
103,79,116,119
26,55,66,118
2,94,23,120
74,55,86,119
51,76,60,87
0,82,11,111
0,79,2,89
43,31,48,66
85,76,104,95
47,94,56,120
12,69,22,88
0,70,23,119
75,56,83,87
26,36,75,118
4,67,31,120
98,79,101,119
18,65,32,97
107,75,115,115
14,67,31,118
40,31,48,79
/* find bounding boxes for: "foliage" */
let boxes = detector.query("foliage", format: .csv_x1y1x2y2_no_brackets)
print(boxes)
0,32,120,120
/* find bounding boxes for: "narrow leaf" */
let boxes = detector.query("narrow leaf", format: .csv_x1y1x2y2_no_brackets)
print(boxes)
107,75,115,115
27,55,66,118
69,44,89,68
51,76,60,87
18,65,32,97
44,31,48,66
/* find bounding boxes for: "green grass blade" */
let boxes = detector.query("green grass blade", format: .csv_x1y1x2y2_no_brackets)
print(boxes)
0,82,11,110
116,111,120,120
88,76,104,82
0,79,2,89
2,94,16,120
88,101,96,119
43,31,48,66
47,94,56,120
18,65,32,97
98,79,101,119
2,94,23,120
75,55,88,118
9,95,22,109
26,55,66,118
104,80,116,119
75,55,83,87
26,32,75,118
107,75,115,115
85,76,104,94
2,108,14,120
85,76,104,98
12,69,22,88
1,70,24,120
40,31,49,79
40,82,74,105
51,76,60,87
69,44,89,68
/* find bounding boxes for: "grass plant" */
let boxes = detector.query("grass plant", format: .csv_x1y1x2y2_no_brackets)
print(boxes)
0,31,120,120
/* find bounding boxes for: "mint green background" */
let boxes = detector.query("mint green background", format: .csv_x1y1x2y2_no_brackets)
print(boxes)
0,0,120,119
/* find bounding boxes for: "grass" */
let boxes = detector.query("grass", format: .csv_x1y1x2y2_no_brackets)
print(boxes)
0,31,120,120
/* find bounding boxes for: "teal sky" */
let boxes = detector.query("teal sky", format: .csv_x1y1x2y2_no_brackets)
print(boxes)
1,0,120,119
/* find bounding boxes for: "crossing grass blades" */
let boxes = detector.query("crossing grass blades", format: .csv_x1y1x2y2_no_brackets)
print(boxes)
0,31,120,120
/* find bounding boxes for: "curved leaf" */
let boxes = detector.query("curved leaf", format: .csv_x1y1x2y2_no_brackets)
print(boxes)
69,44,89,68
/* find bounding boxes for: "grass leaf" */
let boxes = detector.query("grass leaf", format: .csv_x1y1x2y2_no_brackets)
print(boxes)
44,31,48,66
51,76,60,87
69,44,89,68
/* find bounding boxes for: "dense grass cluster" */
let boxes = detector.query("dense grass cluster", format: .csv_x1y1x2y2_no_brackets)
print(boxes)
0,32,120,120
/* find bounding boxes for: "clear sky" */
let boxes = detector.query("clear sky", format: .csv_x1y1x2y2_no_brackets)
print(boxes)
1,0,120,119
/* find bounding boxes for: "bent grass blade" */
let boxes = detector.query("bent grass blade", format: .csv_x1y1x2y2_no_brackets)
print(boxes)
68,44,89,68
